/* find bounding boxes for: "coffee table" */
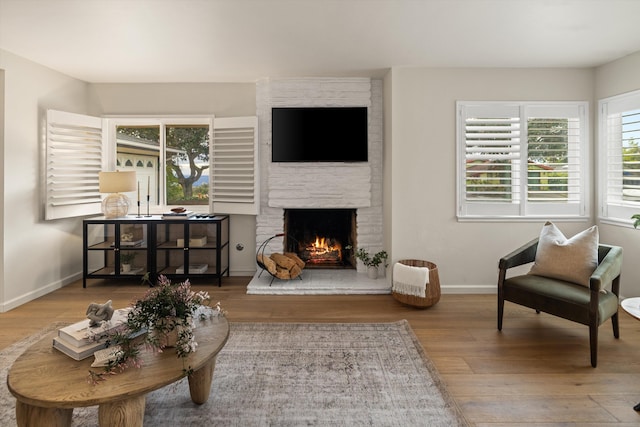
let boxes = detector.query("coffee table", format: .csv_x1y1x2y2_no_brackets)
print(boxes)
7,315,229,427
621,297,640,411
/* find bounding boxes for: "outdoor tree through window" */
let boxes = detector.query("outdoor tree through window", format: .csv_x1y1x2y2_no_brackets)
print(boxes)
115,119,211,208
165,125,209,205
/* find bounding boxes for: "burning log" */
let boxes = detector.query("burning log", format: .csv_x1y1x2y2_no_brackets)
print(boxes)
301,249,341,263
301,235,343,264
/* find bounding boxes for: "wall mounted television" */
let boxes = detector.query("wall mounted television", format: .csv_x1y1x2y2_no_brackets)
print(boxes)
271,107,368,162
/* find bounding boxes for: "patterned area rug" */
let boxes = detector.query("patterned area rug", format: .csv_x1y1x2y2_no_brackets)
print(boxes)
1,320,468,426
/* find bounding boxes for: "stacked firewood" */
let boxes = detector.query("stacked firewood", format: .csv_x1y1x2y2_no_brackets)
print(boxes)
257,252,305,280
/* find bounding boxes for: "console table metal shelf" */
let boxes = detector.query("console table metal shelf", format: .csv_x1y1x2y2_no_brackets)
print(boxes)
83,215,229,287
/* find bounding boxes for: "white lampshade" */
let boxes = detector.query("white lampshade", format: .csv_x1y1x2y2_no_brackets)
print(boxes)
99,171,137,193
99,171,137,218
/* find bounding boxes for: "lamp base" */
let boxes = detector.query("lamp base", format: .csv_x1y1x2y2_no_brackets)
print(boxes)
102,193,131,218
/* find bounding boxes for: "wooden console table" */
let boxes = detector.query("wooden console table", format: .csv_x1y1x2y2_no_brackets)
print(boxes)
7,316,229,427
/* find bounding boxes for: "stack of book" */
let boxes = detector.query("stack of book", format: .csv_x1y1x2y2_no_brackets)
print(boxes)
176,236,207,247
176,263,209,274
162,210,195,219
91,345,124,367
52,307,140,361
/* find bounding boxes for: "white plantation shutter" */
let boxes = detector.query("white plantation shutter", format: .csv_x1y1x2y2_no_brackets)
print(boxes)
525,104,585,217
45,110,106,220
211,116,259,215
598,89,640,223
457,102,588,220
462,104,522,217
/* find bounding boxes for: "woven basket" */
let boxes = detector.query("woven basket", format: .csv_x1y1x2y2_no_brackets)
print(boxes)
391,259,441,308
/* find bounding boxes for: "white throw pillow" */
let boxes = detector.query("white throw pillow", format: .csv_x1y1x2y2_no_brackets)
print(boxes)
528,221,598,287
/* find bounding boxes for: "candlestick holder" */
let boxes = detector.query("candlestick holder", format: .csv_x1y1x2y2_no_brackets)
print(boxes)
145,195,152,217
137,200,142,218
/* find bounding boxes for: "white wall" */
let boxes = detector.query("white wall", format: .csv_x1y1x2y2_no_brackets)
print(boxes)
595,51,640,297
3,46,640,309
388,67,596,293
0,68,5,307
88,83,258,275
382,71,393,269
0,49,90,311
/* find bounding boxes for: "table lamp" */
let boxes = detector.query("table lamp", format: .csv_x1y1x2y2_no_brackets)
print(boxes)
99,171,137,218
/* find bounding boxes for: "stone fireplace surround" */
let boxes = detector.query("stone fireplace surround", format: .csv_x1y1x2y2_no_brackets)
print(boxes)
247,77,388,294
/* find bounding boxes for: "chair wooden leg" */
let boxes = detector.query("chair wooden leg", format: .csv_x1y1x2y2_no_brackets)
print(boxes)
497,296,504,331
612,313,620,339
589,323,598,368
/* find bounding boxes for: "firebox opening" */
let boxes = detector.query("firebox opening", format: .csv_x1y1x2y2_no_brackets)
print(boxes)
284,209,357,269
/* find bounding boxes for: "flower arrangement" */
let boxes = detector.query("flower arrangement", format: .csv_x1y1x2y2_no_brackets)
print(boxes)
355,248,388,268
88,275,224,384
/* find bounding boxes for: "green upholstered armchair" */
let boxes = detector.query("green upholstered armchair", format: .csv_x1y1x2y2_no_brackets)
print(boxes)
497,238,623,368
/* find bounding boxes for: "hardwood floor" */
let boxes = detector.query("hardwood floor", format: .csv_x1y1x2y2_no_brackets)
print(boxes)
2,276,640,426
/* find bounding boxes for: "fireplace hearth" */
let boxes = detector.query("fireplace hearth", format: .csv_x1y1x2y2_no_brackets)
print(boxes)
284,209,356,269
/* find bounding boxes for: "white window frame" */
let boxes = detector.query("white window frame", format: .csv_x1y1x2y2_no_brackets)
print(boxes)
106,116,214,213
598,89,640,227
456,101,589,221
45,110,259,219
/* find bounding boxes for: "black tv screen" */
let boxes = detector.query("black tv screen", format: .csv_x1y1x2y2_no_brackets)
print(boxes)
272,107,368,162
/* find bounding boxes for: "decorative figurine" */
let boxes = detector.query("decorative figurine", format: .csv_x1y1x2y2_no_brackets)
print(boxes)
86,299,115,327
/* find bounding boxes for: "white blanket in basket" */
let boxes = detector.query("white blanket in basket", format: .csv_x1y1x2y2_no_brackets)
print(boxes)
392,263,429,298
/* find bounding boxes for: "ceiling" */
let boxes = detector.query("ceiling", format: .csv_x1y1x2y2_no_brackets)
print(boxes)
1,0,640,83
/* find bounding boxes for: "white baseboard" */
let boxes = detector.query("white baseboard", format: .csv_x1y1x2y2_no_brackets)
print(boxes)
230,268,258,277
441,284,496,294
1,272,81,313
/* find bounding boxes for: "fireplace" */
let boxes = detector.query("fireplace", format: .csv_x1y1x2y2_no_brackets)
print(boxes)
283,209,357,269
253,78,384,291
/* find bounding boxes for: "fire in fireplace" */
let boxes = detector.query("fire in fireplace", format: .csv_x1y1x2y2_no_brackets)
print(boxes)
301,235,343,264
284,209,356,268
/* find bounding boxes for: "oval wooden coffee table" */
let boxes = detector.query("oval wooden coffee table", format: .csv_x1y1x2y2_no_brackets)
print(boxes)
7,315,229,427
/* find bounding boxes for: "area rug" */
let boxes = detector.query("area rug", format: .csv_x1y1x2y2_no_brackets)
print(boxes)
1,320,469,426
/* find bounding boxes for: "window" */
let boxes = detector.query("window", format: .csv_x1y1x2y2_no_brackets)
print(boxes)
456,101,588,220
598,89,640,225
112,118,213,210
112,116,259,214
45,110,258,219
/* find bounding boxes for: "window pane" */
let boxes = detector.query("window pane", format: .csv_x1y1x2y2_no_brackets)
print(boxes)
465,161,513,201
116,126,160,205
464,117,520,202
166,125,209,206
622,109,640,201
527,118,570,202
